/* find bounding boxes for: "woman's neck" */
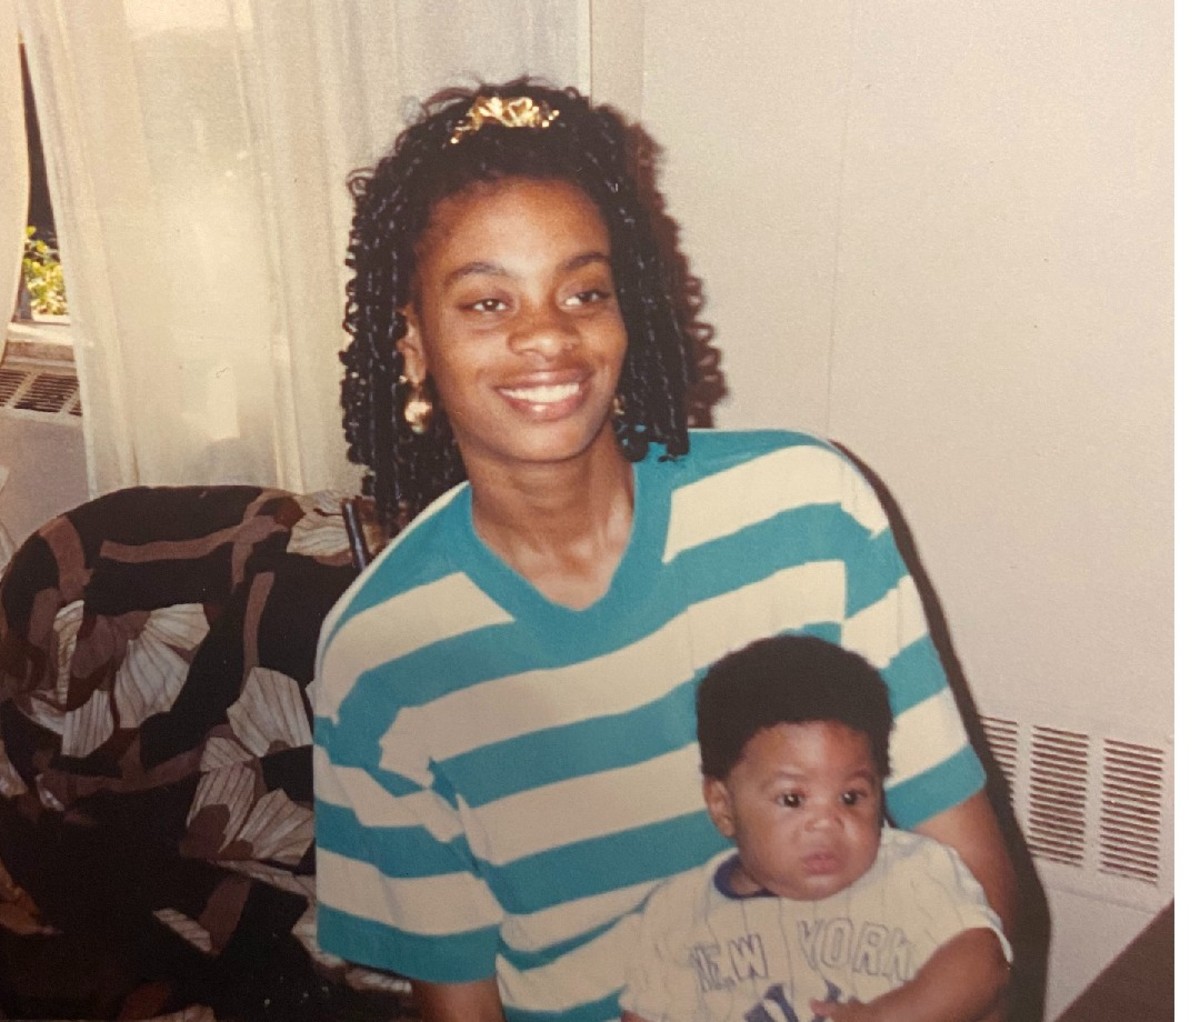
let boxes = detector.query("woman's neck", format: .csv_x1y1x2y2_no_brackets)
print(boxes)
467,435,635,610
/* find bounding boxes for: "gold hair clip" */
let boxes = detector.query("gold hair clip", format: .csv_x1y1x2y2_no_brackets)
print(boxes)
448,95,561,145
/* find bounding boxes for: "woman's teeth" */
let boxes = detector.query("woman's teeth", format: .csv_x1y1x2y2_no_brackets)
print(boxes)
502,382,581,403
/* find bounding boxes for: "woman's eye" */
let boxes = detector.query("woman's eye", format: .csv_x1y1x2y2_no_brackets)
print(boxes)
564,287,611,307
779,793,803,809
463,297,508,313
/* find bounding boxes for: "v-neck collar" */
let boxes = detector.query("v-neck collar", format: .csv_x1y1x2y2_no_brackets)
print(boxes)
448,452,673,637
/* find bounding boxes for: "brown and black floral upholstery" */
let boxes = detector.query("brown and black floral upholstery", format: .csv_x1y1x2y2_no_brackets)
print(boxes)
0,485,410,1021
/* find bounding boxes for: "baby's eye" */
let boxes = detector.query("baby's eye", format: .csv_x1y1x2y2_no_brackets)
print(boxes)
841,790,868,807
778,792,804,809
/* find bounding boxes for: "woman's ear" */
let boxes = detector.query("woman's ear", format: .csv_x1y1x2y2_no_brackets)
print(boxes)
397,305,426,383
702,776,736,839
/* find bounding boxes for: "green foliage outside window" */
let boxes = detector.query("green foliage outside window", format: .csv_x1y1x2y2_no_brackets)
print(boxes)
21,226,68,316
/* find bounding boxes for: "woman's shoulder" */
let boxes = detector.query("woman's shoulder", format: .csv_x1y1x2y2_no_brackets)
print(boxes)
683,427,837,465
378,481,471,561
321,483,473,630
656,428,867,502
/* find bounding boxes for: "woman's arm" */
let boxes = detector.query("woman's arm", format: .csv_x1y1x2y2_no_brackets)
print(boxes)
411,977,506,1022
914,791,1017,942
913,791,1017,1022
810,927,1009,1022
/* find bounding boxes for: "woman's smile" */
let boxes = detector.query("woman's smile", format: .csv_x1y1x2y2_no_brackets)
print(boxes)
497,375,586,415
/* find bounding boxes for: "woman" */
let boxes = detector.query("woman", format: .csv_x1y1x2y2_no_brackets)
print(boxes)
313,79,1015,1022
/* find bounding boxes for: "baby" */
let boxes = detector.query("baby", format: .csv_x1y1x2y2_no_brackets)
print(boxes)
621,634,1010,1022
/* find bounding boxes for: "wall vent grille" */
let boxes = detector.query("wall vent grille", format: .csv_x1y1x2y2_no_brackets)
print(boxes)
978,715,1170,897
1028,726,1089,866
1099,739,1164,884
980,715,1019,808
0,362,81,420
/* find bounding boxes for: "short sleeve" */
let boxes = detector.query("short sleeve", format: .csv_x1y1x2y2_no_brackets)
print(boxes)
313,672,504,982
833,454,986,827
907,835,1013,963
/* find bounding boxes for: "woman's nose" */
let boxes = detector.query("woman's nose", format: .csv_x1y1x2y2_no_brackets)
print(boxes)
509,302,577,357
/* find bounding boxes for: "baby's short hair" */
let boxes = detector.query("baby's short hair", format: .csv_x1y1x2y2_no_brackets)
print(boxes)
696,634,894,780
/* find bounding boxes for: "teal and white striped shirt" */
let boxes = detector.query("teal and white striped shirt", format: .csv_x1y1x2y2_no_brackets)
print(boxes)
313,429,984,1021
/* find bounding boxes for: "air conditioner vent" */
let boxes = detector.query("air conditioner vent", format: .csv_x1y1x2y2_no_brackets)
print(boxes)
16,372,79,414
0,367,25,405
0,361,82,420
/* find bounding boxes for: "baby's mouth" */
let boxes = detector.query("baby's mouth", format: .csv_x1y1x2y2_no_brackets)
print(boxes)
802,850,842,875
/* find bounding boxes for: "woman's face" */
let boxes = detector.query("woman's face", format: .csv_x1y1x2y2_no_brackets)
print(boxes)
400,177,628,477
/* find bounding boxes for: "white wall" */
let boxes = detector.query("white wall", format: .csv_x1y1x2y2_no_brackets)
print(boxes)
592,1,1172,1016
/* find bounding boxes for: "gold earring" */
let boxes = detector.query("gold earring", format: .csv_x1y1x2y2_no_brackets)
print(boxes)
404,380,433,435
611,394,626,418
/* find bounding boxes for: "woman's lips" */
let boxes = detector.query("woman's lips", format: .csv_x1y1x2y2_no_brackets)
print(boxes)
498,381,582,404
496,378,588,418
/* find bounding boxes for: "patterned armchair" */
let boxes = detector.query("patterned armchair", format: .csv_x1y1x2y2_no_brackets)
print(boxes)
0,485,410,1021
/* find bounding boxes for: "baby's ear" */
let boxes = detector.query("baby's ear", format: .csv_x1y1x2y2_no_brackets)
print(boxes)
702,776,736,839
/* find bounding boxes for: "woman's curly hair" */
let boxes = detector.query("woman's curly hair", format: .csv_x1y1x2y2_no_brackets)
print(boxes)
339,78,698,531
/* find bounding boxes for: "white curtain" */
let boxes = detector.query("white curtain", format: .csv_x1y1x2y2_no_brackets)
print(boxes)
2,1,27,363
1,4,27,565
14,0,587,497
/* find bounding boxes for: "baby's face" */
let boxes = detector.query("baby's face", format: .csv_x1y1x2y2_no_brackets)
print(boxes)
703,720,883,901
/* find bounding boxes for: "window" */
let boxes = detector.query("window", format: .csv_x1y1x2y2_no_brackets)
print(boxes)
2,43,80,429
9,43,70,354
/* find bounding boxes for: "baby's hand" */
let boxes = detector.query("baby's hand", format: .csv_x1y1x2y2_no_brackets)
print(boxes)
809,996,879,1021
